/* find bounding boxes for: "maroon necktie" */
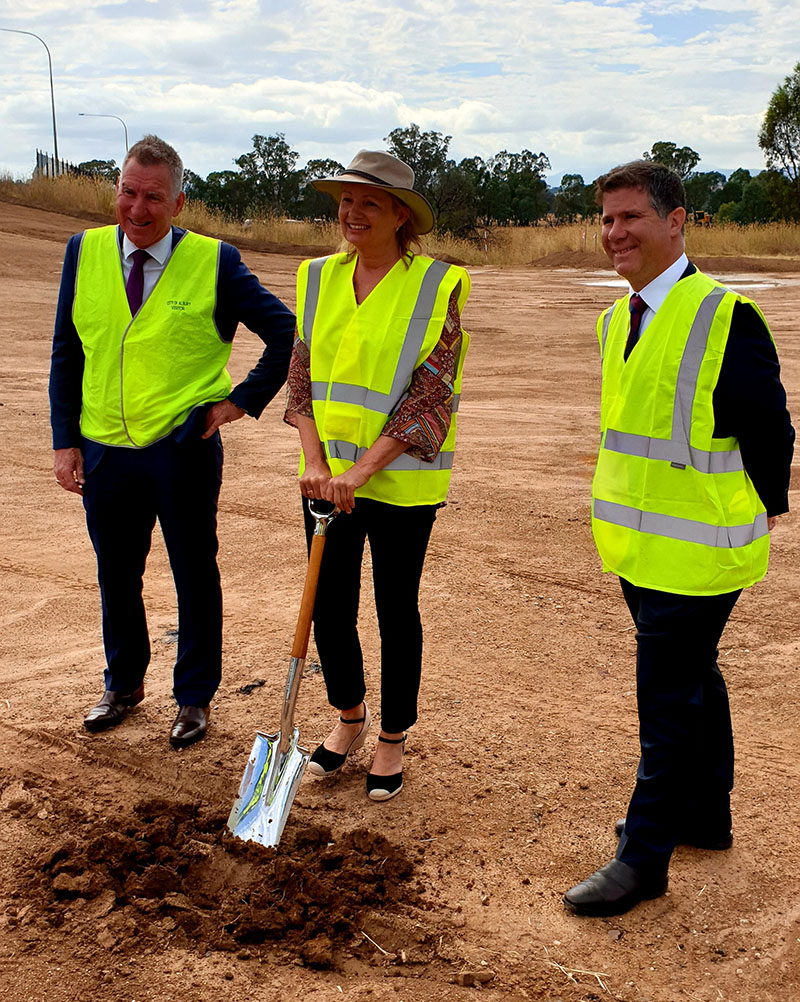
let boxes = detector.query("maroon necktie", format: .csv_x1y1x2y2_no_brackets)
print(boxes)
624,293,647,361
126,248,149,315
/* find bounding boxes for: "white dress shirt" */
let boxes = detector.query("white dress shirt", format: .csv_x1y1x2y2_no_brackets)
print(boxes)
630,252,688,336
121,230,174,304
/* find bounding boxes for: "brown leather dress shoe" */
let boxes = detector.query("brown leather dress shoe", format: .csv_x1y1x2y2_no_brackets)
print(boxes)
169,705,210,748
614,817,733,851
83,684,145,732
563,859,668,917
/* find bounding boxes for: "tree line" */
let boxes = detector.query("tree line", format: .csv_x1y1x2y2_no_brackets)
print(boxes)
78,63,800,232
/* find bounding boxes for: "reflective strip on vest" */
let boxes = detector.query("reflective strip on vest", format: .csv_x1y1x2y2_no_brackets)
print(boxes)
311,383,462,414
305,259,451,415
326,439,455,471
593,498,768,548
600,309,613,358
303,257,325,349
603,287,743,474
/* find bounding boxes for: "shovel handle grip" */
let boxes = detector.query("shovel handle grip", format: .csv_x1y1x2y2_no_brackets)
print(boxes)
291,533,326,658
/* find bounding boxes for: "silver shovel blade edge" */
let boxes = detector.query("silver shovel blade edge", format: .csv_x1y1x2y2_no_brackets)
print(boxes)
227,728,310,848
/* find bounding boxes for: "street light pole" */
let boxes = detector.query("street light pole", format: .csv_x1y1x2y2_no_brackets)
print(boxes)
78,112,129,154
1,28,59,164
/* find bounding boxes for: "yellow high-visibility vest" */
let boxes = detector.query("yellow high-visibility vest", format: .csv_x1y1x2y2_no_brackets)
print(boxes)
296,252,470,506
73,225,231,447
592,269,769,596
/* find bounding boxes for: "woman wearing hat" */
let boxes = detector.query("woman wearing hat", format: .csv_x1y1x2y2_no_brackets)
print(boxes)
284,150,470,801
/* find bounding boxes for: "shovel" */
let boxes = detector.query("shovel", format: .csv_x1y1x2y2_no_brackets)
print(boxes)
227,498,338,847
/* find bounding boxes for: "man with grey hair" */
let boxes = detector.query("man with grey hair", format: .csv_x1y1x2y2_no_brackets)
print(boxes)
50,134,295,748
563,159,793,916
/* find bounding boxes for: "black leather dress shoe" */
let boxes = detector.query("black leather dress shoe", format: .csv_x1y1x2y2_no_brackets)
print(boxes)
563,859,668,917
614,817,733,851
83,685,145,733
169,705,209,748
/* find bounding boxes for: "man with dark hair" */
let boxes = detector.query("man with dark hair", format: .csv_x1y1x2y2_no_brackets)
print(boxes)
563,160,793,916
50,134,295,748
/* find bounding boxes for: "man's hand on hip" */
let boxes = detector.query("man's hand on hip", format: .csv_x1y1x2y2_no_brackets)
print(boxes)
54,448,85,494
203,399,246,439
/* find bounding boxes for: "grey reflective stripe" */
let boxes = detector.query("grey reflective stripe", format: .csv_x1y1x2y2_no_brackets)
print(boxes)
593,498,768,548
452,392,461,413
600,309,613,358
309,258,451,416
604,429,743,474
391,259,450,408
301,257,326,347
673,286,726,456
605,287,743,473
311,381,393,412
326,439,454,471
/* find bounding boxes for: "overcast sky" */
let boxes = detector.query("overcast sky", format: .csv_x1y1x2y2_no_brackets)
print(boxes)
1,0,798,186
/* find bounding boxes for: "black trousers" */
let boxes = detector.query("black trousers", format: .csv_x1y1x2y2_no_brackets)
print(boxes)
615,578,741,871
303,498,438,733
81,430,223,706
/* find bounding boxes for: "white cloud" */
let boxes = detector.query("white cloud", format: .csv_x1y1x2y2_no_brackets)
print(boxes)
0,0,798,181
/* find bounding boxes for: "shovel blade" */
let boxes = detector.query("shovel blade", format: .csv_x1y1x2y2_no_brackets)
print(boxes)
227,728,310,848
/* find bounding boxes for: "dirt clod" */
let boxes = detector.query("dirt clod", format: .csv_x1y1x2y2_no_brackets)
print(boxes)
20,797,418,969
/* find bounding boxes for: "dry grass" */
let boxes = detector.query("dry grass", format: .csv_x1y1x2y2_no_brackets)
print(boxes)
0,173,116,216
176,199,341,248
685,221,800,258
429,223,604,266
2,175,799,265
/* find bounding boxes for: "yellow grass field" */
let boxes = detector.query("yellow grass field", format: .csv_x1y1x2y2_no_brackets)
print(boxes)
3,173,800,266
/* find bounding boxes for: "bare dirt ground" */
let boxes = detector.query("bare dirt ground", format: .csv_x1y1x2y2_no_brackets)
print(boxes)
0,200,798,1002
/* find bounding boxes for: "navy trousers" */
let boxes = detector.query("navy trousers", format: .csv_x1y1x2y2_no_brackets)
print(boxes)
615,578,741,871
303,498,438,733
81,429,224,706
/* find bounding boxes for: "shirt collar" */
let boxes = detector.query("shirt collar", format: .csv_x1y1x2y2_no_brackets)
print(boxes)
630,252,688,314
121,228,173,265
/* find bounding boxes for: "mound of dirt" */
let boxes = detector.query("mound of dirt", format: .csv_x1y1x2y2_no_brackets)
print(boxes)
16,797,421,969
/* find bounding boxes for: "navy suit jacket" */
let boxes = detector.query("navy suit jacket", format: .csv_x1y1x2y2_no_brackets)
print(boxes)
682,262,795,516
49,225,296,456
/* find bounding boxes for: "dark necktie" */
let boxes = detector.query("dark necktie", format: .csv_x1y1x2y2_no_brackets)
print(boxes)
126,248,149,315
624,293,647,361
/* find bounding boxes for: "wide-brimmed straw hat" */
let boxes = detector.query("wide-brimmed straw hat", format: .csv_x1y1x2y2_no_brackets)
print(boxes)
311,150,435,235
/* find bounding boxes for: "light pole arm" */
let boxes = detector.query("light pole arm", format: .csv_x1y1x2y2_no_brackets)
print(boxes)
1,28,58,162
78,112,129,155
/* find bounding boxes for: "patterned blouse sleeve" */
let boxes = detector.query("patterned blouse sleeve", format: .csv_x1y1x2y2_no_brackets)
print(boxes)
382,284,463,463
283,331,313,427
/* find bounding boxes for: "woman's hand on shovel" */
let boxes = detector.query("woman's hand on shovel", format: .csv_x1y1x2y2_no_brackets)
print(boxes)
323,467,370,514
299,457,332,500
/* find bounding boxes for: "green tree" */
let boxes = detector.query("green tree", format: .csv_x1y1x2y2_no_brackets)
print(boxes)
457,156,492,224
709,169,751,214
736,174,775,223
295,158,345,219
384,124,490,232
384,123,451,195
78,158,117,182
760,168,800,221
683,171,725,213
199,170,259,219
759,62,800,182
554,173,593,221
182,169,205,201
486,150,551,225
235,133,300,214
643,141,701,180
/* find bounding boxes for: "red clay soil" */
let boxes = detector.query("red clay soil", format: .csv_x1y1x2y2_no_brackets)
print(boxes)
1,200,798,1002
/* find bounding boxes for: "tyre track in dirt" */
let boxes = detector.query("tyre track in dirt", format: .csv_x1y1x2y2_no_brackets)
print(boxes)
0,721,201,800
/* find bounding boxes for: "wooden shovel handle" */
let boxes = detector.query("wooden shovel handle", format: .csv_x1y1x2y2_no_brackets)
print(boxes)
290,533,326,659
